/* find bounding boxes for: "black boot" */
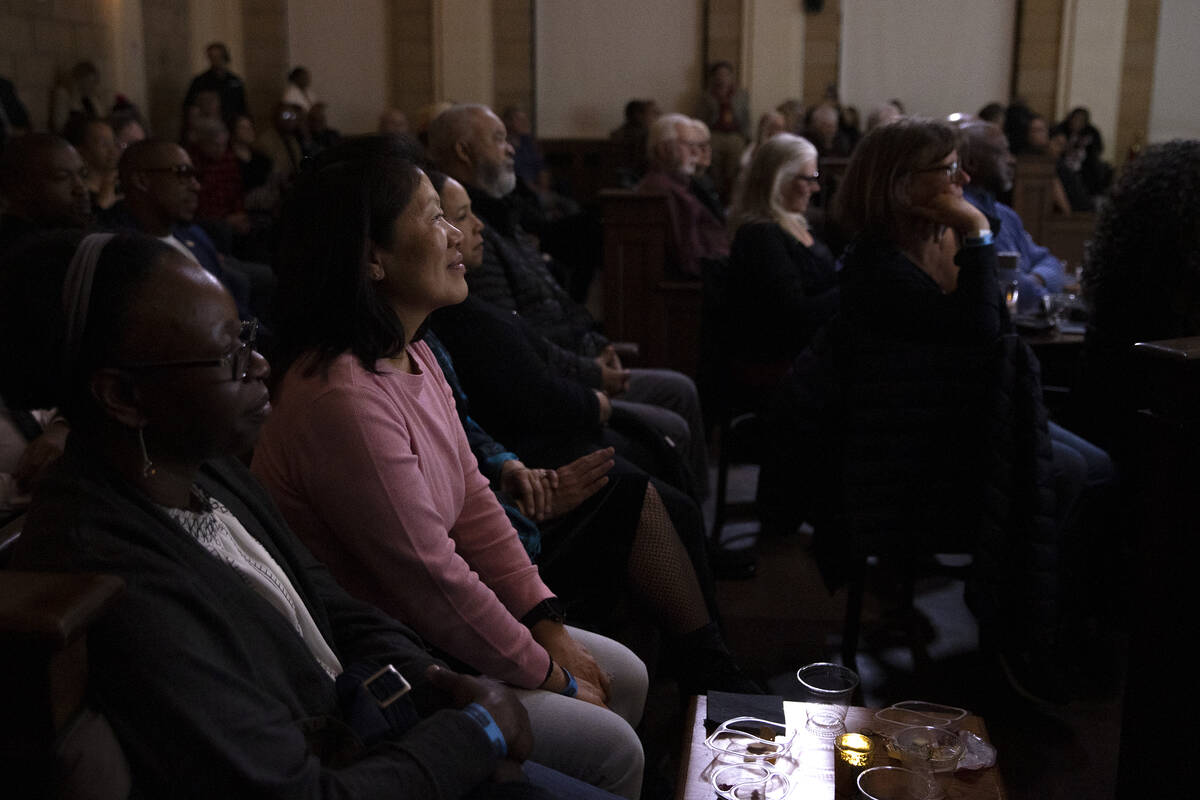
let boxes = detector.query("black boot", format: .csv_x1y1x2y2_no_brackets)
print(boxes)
675,622,765,696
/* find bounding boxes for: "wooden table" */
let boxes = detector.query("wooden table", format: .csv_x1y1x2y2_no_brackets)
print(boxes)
676,696,1006,799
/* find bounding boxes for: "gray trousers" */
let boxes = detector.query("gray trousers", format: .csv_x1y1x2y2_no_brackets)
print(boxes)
613,367,709,498
511,626,648,799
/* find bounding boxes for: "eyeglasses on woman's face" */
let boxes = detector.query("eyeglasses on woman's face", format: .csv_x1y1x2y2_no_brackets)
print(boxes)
116,318,260,382
913,159,961,182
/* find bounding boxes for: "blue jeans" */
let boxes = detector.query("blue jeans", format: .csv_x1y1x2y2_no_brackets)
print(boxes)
1048,421,1115,530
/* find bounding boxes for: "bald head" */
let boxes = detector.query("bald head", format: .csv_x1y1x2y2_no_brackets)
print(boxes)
958,121,1014,196
118,139,200,234
427,104,516,198
0,133,91,228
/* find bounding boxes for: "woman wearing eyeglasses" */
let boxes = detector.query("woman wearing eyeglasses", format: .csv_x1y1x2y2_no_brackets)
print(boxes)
0,231,584,798
760,118,1080,699
725,133,839,375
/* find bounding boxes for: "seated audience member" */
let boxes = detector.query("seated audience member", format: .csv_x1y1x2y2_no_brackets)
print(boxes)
1046,126,1094,212
378,107,410,135
805,103,853,158
688,118,724,223
610,99,657,184
776,99,806,136
428,104,711,499
100,139,252,319
252,141,648,799
761,118,1111,698
230,115,273,207
0,230,600,800
738,110,786,177
282,66,317,112
51,61,106,133
694,61,750,201
0,133,91,254
1074,140,1200,463
256,102,308,193
109,106,148,152
865,101,903,133
63,115,121,211
187,117,250,249
0,74,32,146
1053,106,1111,197
182,89,222,148
636,112,730,278
307,102,341,152
183,42,248,126
839,105,862,152
430,170,751,694
958,121,1073,311
503,106,545,195
726,134,838,378
1006,110,1082,214
978,102,1006,126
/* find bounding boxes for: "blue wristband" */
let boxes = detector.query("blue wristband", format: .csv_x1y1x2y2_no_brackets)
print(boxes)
559,666,578,698
462,702,507,758
964,229,994,247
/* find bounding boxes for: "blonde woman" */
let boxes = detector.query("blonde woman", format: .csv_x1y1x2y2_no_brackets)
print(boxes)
725,133,839,367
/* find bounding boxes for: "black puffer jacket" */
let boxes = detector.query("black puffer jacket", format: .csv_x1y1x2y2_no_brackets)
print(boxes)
761,237,1060,652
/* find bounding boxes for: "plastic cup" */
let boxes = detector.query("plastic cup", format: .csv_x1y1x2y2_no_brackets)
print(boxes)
856,765,937,799
795,662,859,737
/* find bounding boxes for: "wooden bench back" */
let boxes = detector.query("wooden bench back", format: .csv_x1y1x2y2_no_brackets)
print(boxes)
600,190,703,377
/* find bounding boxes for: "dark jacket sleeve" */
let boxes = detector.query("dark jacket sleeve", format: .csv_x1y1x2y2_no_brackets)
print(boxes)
13,453,500,800
431,298,601,438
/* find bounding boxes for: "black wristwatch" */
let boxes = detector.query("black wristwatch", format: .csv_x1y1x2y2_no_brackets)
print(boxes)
521,597,567,628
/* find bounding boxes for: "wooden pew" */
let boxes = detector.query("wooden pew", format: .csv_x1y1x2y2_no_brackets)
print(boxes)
1,517,130,799
599,190,703,378
539,138,625,205
1011,155,1097,268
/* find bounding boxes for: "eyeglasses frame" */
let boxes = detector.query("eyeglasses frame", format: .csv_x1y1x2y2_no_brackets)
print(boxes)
115,318,259,382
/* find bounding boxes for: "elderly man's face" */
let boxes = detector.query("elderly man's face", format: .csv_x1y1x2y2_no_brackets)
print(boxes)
467,109,516,198
663,122,700,177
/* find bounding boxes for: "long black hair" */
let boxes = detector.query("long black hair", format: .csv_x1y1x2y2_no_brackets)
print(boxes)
271,135,426,378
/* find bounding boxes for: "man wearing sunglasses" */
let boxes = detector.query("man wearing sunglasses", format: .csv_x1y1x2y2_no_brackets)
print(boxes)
100,139,253,320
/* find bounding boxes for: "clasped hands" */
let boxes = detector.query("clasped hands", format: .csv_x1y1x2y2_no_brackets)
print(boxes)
499,448,615,522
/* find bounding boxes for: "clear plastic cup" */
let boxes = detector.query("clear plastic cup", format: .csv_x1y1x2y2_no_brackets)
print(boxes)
795,662,859,737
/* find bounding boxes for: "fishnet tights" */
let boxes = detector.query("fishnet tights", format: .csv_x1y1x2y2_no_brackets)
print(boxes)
625,482,710,635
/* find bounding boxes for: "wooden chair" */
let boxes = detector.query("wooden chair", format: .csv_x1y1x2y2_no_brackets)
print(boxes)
1,518,130,799
599,190,703,378
1012,155,1097,268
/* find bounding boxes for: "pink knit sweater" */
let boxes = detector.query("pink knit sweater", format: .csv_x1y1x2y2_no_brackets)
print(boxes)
252,342,553,687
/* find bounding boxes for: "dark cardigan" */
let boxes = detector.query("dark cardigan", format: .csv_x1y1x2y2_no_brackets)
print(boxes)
11,444,500,799
725,220,839,363
761,238,1060,653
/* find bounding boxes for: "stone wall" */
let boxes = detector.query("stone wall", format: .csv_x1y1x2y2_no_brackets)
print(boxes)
0,0,117,131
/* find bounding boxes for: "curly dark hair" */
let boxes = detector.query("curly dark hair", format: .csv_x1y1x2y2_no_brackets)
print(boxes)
1082,140,1200,347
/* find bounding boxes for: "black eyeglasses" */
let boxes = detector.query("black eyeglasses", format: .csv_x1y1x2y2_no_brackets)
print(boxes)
141,164,199,181
913,160,960,180
117,319,259,382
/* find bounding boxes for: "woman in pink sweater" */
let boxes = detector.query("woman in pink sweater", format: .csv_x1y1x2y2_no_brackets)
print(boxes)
251,139,646,798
